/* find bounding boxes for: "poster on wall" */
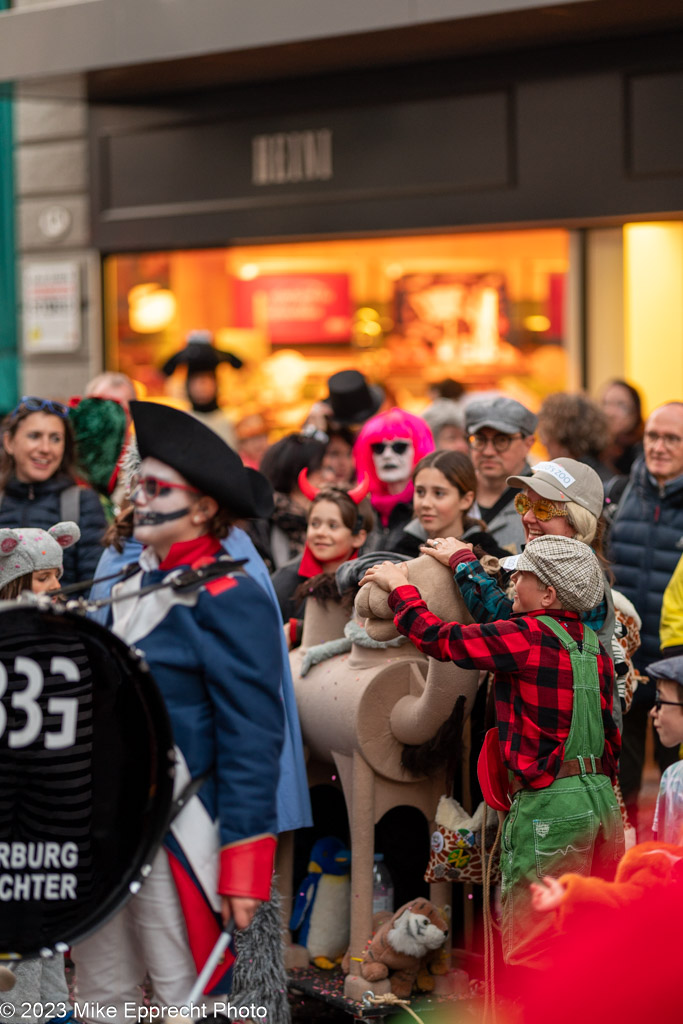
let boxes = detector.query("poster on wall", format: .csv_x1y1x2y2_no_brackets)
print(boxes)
234,273,351,344
392,272,515,370
22,261,81,353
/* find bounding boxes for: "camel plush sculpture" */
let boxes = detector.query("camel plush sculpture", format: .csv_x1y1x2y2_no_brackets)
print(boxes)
281,554,479,998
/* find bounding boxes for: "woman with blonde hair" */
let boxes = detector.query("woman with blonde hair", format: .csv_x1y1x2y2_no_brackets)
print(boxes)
423,458,627,728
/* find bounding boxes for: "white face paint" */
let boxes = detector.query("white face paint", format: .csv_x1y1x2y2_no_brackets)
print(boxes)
371,437,415,484
131,456,200,559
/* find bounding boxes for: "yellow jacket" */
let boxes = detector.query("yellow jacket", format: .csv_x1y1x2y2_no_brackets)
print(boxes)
660,552,683,649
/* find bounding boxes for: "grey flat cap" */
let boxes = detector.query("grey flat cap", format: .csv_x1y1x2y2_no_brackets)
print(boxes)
466,396,537,437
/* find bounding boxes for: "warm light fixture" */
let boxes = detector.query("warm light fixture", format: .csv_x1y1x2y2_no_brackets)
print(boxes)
238,263,260,281
128,284,177,333
523,314,551,332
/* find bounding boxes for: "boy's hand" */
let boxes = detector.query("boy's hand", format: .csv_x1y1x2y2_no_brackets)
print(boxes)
530,876,565,912
359,560,408,593
420,537,472,566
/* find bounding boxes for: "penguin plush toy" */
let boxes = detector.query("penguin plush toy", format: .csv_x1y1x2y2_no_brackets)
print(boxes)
290,836,351,969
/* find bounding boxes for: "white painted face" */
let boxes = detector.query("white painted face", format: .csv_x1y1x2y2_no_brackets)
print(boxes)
131,456,200,559
371,437,415,484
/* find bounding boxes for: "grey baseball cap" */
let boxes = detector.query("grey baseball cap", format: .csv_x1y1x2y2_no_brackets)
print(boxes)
645,655,683,688
501,535,604,612
466,396,537,437
507,458,604,519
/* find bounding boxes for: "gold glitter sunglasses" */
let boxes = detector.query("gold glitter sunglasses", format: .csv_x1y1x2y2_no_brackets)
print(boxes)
514,493,569,522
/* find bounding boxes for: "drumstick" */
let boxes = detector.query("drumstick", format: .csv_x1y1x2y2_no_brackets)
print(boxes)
185,922,235,1006
0,966,16,991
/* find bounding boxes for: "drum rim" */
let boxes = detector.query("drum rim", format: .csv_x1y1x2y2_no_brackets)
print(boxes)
0,605,176,957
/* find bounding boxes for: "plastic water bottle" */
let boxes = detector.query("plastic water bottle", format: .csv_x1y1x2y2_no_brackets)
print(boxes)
372,853,394,914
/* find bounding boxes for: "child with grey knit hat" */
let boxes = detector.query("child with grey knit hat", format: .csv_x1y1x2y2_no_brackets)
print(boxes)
0,521,81,1023
0,522,80,600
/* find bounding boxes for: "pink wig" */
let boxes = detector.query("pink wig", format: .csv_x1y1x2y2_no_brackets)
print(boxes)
354,407,435,498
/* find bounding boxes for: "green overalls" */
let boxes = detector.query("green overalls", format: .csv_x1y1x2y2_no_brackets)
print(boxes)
500,617,625,967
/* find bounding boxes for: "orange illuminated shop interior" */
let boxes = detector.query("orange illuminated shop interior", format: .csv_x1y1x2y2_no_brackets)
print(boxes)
104,229,569,435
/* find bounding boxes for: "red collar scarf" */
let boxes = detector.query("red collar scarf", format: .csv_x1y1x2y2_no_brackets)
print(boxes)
159,534,222,570
298,543,359,579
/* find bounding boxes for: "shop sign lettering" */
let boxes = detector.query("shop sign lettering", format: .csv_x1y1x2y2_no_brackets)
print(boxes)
252,129,333,185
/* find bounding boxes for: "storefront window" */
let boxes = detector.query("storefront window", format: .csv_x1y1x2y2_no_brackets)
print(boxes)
104,228,569,429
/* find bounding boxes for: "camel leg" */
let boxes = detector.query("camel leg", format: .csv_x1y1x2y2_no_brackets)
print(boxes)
343,752,390,1000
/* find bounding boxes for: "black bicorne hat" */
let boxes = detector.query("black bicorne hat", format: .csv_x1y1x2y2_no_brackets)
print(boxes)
326,370,383,425
161,330,243,376
131,401,272,519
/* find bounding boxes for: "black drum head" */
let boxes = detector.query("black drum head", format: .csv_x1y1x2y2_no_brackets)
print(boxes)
0,605,175,957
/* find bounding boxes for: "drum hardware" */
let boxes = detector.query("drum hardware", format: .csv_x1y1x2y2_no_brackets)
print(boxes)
54,562,141,597
186,922,235,1006
56,557,249,615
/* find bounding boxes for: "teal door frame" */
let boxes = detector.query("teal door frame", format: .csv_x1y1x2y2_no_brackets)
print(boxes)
0,0,18,414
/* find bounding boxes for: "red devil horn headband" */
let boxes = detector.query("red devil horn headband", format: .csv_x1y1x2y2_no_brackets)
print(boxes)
298,468,370,506
347,475,370,504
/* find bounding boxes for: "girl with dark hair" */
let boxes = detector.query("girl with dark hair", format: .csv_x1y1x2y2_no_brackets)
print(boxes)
394,450,507,559
272,474,374,632
0,397,107,585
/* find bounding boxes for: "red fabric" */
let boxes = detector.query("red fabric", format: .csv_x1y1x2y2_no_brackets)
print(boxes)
205,576,238,596
477,727,510,811
298,543,358,578
449,549,477,570
517,845,683,1023
371,480,414,527
388,586,619,789
219,835,277,900
159,534,221,570
166,849,235,995
289,618,299,647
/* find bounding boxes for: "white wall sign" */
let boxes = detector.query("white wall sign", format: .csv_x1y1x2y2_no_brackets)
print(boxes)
38,205,73,241
23,262,81,353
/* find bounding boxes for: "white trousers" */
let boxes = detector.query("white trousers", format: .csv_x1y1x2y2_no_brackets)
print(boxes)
72,848,224,1022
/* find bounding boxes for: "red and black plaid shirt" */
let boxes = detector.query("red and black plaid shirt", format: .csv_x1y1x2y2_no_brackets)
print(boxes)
388,585,620,789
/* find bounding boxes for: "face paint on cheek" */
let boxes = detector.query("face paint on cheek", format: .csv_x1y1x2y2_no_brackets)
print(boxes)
372,439,415,483
133,506,192,526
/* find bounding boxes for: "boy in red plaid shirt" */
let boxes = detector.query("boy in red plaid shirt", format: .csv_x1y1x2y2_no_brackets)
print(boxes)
361,534,623,967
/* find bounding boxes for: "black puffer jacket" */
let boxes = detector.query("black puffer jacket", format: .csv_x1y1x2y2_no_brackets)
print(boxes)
608,456,683,674
361,501,414,555
0,475,108,587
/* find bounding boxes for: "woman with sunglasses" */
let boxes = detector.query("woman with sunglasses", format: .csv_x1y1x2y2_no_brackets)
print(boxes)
420,458,626,726
0,396,107,586
353,407,434,553
71,400,285,1019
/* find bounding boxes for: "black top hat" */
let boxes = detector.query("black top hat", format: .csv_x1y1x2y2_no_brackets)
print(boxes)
326,370,383,425
161,330,243,377
131,401,272,519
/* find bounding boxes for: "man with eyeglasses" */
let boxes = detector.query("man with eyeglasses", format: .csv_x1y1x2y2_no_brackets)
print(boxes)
609,401,683,825
464,396,537,553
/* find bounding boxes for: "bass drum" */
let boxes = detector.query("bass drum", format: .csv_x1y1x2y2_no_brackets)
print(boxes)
0,603,175,957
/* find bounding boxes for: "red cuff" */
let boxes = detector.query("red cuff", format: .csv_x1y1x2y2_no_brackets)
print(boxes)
218,835,277,900
449,550,477,570
387,584,422,610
